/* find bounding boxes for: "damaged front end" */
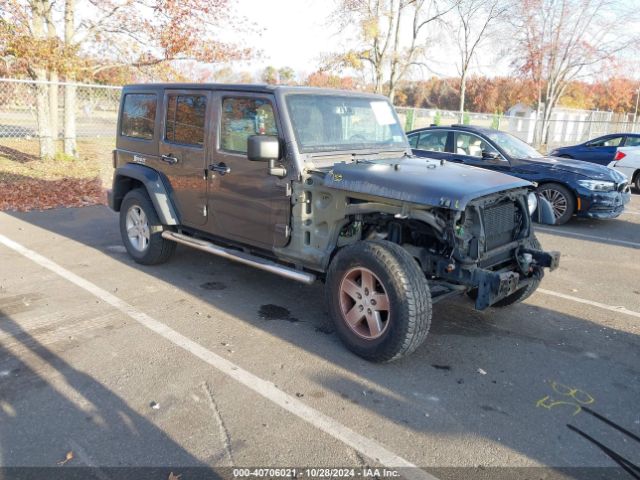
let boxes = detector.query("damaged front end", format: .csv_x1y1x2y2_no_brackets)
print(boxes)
427,188,559,310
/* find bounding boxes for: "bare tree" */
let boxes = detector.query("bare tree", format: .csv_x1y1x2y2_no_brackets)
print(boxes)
63,0,76,156
30,0,54,159
328,0,457,102
454,0,509,122
513,0,639,145
44,1,58,142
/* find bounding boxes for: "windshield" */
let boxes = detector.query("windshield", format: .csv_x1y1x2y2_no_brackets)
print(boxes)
487,131,544,159
285,94,407,153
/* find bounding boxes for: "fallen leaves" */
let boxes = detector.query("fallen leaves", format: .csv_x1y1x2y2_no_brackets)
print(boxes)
0,138,113,212
57,451,74,466
0,177,106,211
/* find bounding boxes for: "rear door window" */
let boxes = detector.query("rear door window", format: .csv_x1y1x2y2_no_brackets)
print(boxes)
416,131,448,152
121,93,157,140
165,94,207,147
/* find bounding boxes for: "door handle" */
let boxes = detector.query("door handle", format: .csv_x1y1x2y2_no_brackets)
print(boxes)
209,162,231,175
161,154,179,165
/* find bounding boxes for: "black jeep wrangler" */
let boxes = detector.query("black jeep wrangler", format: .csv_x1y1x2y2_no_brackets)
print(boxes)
108,84,559,362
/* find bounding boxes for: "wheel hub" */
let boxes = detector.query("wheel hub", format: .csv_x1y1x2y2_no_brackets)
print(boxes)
540,188,568,219
125,206,150,252
339,267,391,340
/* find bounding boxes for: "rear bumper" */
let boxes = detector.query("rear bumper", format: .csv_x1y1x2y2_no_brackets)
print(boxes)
576,187,631,219
436,248,560,310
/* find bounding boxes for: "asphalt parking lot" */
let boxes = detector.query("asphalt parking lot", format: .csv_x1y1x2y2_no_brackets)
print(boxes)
0,195,639,480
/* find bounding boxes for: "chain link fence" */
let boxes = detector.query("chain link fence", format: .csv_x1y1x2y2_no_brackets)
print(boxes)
1,78,638,162
0,78,120,188
0,78,121,139
396,106,640,152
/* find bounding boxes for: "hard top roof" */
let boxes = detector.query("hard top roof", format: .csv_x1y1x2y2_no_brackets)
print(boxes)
122,83,388,99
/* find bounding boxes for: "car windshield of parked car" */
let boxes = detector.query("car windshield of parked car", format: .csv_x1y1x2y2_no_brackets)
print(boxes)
487,131,544,159
286,94,407,153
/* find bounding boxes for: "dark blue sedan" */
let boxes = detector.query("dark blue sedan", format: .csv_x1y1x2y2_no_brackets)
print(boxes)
407,125,631,225
548,133,640,165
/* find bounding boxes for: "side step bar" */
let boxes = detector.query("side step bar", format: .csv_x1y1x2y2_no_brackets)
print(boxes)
161,231,316,285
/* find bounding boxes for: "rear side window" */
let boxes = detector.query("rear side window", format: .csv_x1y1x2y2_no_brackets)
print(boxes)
625,136,640,147
220,97,277,153
417,131,448,152
121,94,156,140
589,136,623,147
165,94,207,146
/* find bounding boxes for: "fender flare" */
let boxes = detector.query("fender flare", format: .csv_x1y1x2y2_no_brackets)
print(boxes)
109,163,180,225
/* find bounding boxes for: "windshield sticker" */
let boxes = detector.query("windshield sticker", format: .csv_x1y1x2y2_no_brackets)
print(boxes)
370,101,396,125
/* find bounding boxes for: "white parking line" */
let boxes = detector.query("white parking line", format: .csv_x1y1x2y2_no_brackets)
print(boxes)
538,289,640,319
535,227,640,249
0,233,436,480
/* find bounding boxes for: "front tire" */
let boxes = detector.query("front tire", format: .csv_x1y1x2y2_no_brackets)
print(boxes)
325,240,432,362
537,182,575,225
491,235,543,307
633,172,640,193
119,188,175,265
467,234,543,307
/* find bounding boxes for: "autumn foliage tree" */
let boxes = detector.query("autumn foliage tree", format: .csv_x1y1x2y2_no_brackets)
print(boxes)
0,0,253,159
512,0,639,145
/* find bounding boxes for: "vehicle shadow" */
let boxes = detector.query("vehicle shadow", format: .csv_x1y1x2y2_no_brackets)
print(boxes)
0,310,221,478
3,206,639,476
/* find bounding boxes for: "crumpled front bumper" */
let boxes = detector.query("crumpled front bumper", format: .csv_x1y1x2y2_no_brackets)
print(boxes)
576,187,631,219
436,248,560,310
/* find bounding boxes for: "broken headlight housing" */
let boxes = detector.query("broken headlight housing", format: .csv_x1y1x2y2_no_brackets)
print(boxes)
527,192,538,214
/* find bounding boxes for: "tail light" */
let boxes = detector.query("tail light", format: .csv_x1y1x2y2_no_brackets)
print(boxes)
613,151,626,161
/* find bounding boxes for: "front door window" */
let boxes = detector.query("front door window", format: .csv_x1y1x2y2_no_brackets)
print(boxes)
220,98,278,153
453,132,498,158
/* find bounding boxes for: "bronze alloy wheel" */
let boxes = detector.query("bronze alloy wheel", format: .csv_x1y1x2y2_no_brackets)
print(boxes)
339,267,391,340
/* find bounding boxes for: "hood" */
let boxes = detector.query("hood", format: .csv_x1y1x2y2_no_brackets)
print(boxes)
514,156,626,182
323,157,531,211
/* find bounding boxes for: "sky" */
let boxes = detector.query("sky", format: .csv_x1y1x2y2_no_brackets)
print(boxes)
233,0,343,76
231,0,515,81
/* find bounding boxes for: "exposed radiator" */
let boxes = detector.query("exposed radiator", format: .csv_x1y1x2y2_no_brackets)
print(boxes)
483,201,516,250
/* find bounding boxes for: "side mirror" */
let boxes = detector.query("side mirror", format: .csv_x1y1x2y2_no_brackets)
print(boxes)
247,135,280,162
247,135,286,177
482,150,502,162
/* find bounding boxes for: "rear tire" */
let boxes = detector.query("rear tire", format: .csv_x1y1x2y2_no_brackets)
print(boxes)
119,188,175,265
537,182,575,225
325,240,432,362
